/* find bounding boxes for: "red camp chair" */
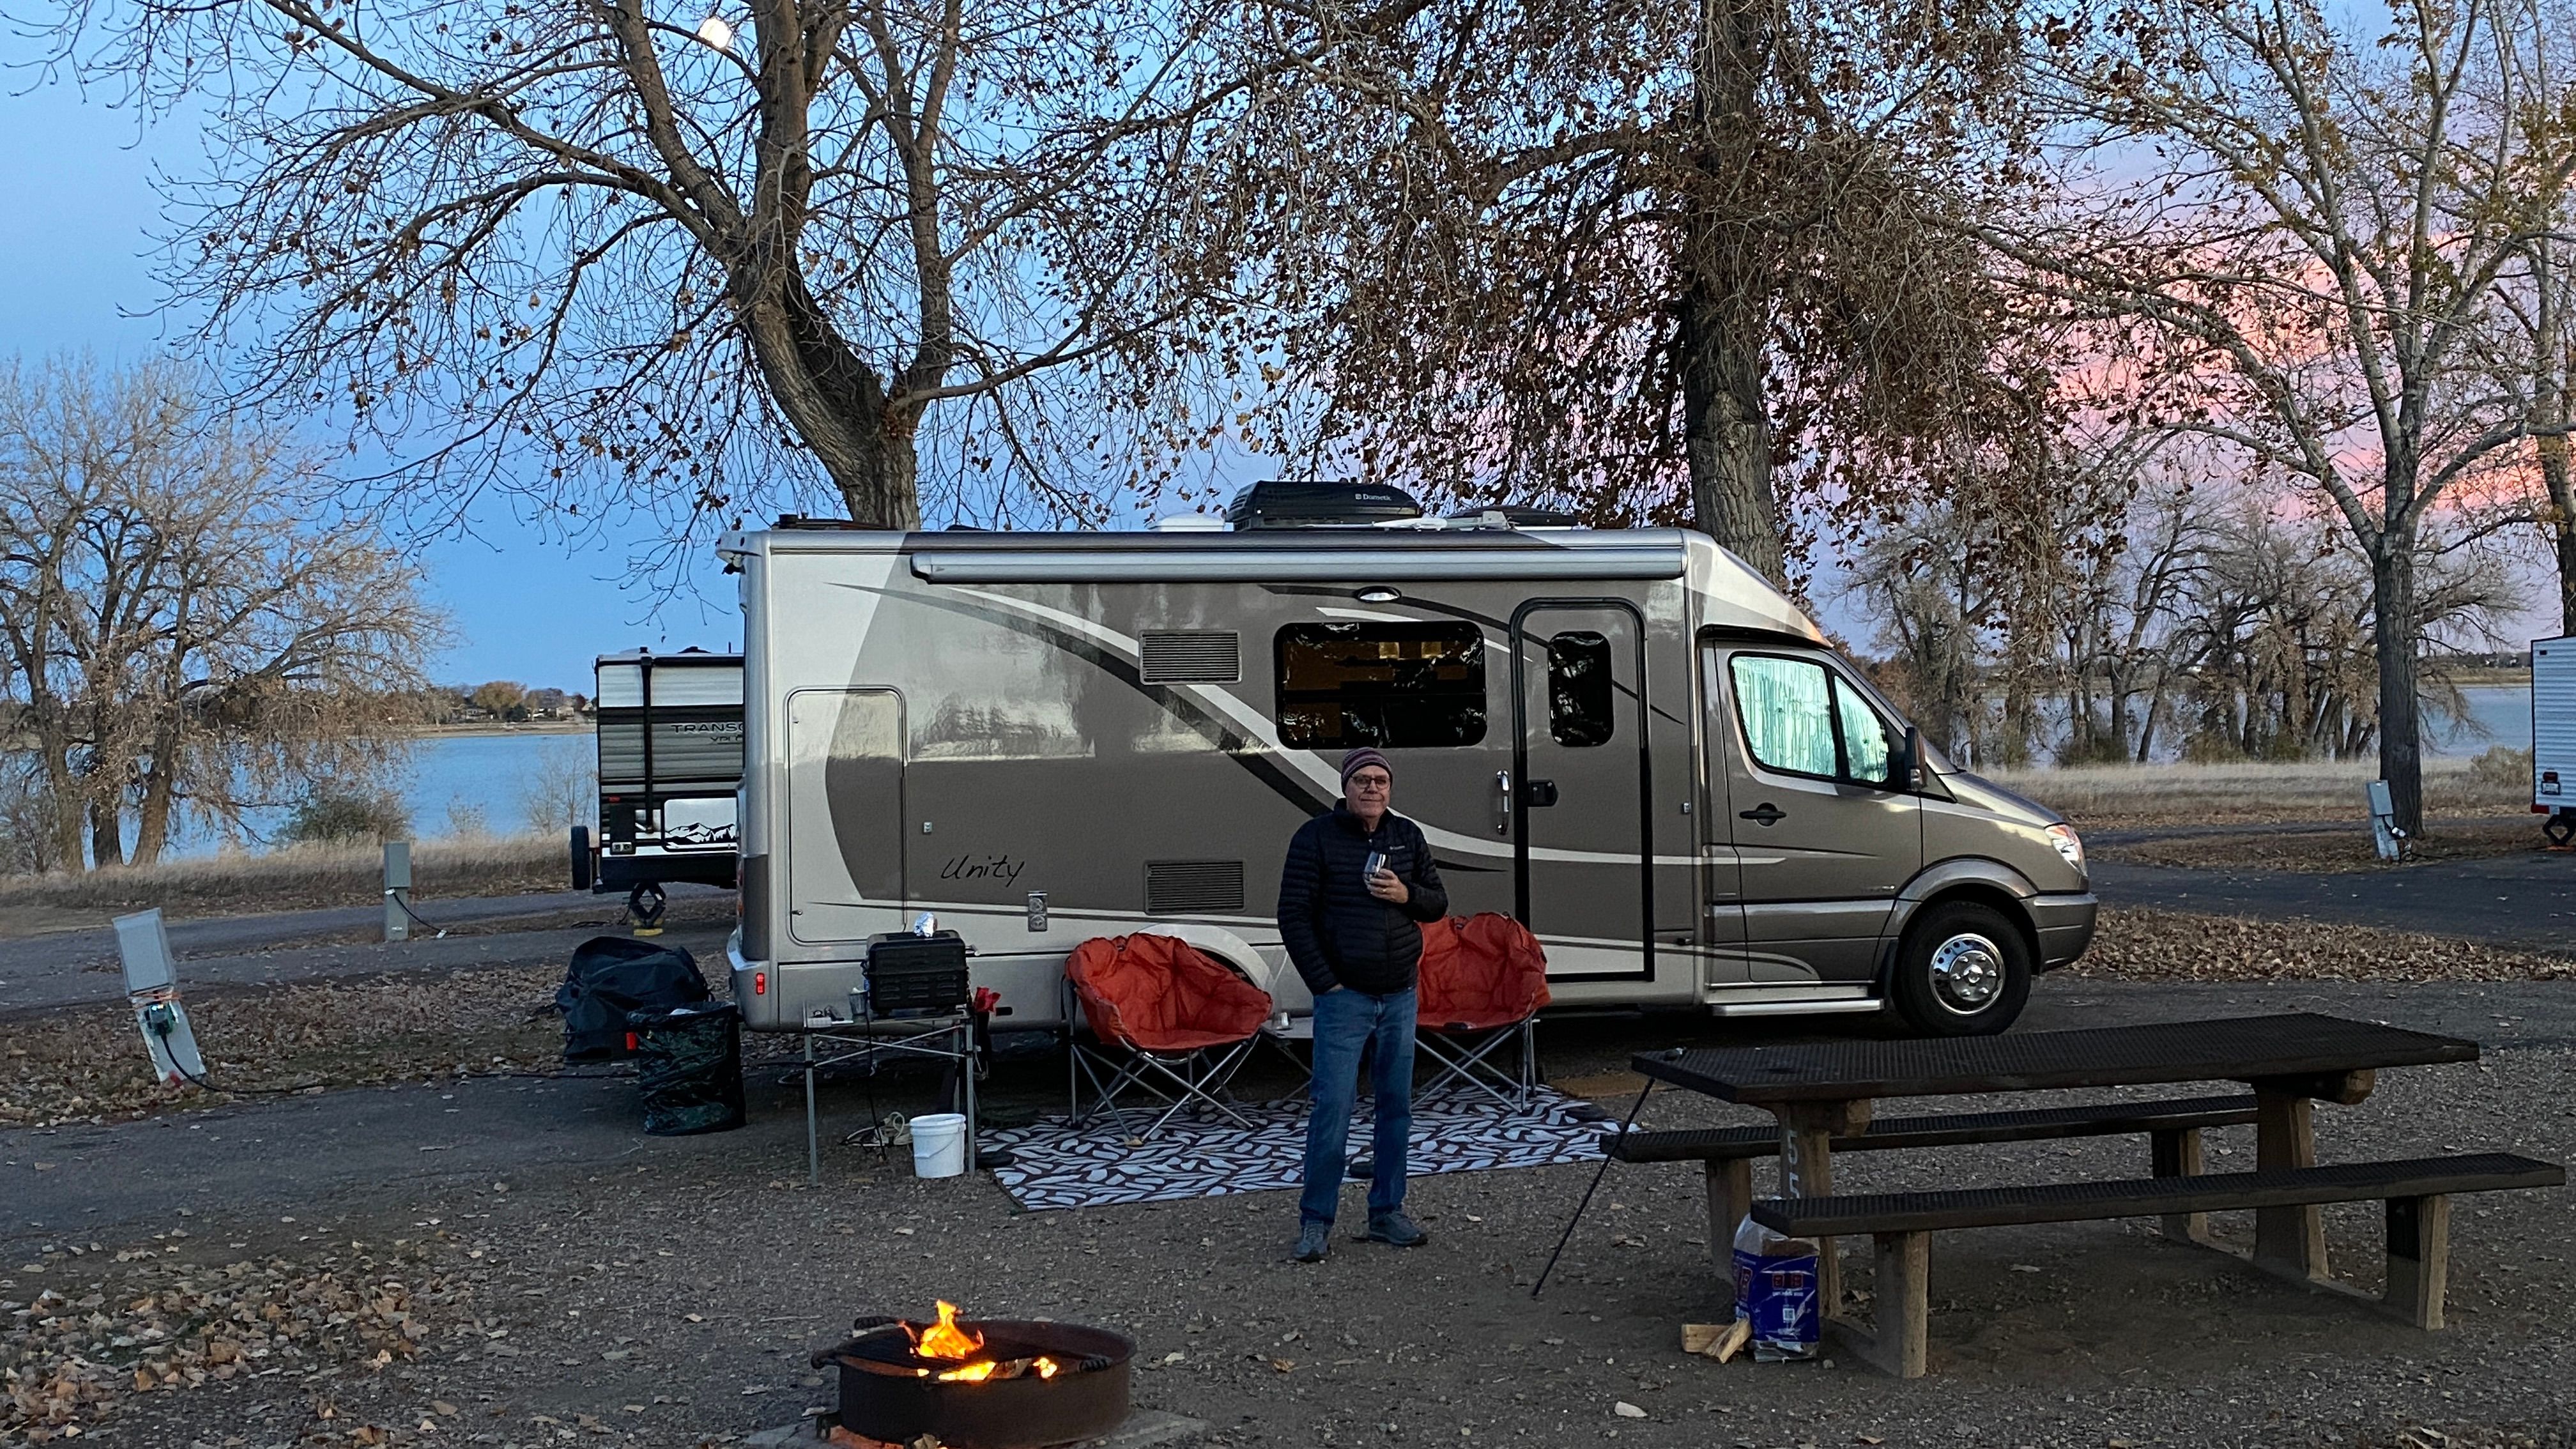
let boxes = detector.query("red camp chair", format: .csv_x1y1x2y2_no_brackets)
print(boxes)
1065,934,1274,1137
1414,914,1551,1112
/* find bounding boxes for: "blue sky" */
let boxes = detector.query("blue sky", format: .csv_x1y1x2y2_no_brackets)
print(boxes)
0,80,738,693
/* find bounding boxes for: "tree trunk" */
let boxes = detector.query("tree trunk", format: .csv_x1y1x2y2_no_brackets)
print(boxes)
2371,533,2424,837
33,724,87,871
737,273,924,530
2542,438,2576,636
132,759,175,868
88,795,124,871
1676,0,1785,586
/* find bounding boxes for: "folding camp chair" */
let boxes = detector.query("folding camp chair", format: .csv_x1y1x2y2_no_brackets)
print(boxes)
1415,914,1551,1112
1065,934,1274,1138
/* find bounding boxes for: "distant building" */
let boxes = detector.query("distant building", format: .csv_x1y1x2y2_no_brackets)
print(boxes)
528,687,569,717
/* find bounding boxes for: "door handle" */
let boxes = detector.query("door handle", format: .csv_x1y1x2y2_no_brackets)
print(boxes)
1739,802,1785,827
1493,770,1512,835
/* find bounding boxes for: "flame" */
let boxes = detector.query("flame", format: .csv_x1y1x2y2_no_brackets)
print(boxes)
910,1301,986,1361
1034,1356,1060,1379
935,1360,999,1383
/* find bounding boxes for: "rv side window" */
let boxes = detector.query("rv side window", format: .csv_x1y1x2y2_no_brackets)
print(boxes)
1729,655,1837,777
1274,622,1487,749
1547,632,1614,747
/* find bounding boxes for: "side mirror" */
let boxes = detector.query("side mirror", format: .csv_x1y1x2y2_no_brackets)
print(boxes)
1895,725,1922,793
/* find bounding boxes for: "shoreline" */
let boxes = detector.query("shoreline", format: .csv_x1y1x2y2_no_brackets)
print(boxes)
410,722,593,738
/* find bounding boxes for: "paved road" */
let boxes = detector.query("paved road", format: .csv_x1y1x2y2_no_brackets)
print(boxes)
0,887,733,1018
2090,851,2576,953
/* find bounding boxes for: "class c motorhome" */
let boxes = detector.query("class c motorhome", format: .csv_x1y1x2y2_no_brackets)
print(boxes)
720,499,2096,1039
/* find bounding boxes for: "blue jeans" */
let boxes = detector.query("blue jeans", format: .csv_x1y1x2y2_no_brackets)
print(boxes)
1300,986,1415,1227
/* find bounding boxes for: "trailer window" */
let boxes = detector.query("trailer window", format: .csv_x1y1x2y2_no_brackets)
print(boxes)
1547,632,1614,747
1274,622,1487,749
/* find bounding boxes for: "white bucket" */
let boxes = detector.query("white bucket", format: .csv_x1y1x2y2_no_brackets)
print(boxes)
910,1113,969,1178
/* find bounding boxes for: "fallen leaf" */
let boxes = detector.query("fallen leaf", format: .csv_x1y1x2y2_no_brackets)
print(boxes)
1270,1358,1296,1373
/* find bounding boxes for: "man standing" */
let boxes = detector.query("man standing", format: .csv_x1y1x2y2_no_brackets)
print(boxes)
1277,747,1448,1262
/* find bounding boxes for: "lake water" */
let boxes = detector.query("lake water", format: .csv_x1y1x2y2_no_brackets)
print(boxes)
2437,686,2531,756
153,686,2534,859
164,732,593,859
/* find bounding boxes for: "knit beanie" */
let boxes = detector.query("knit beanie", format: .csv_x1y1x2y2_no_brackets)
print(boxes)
1338,747,1393,788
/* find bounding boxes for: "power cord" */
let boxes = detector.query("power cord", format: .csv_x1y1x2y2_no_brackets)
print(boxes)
385,891,450,939
142,1005,327,1097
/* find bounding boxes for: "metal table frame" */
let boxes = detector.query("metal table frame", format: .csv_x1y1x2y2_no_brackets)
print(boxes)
1634,1012,2479,1312
800,1008,977,1186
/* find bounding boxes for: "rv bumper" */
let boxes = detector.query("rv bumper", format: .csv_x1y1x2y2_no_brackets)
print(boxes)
2028,891,2098,970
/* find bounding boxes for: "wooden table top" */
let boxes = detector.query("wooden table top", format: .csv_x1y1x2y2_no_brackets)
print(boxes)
1633,1012,2478,1105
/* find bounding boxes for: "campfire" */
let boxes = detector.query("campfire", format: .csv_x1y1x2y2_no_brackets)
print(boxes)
813,1302,1133,1449
909,1301,1062,1383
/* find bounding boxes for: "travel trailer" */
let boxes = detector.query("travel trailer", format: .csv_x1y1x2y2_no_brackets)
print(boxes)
720,499,2096,1039
578,649,744,921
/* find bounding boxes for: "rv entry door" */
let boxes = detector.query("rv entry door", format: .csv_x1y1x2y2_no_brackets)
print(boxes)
1509,601,1653,981
786,689,906,944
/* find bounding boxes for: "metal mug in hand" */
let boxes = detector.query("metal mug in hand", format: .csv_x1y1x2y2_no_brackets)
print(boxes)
1363,850,1386,889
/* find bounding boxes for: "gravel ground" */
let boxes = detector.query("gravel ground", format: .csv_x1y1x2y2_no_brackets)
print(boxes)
4,974,2573,1449
2073,908,2576,983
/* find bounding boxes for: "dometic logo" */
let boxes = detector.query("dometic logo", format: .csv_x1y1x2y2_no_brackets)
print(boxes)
939,854,1026,887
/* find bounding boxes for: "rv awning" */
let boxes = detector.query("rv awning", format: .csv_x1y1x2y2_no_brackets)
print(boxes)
907,536,1689,584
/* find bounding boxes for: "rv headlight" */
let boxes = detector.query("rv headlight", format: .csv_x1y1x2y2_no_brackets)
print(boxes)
2046,823,2085,875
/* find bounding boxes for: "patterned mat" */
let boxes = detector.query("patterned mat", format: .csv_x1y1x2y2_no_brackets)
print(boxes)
981,1088,1616,1211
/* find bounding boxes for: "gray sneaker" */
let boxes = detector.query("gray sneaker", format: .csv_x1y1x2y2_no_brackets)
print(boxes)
1366,1211,1429,1248
1292,1222,1331,1262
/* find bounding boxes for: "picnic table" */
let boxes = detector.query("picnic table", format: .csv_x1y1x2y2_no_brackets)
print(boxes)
1626,1012,2561,1374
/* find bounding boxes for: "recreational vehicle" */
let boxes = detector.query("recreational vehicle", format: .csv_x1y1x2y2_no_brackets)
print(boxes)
720,502,2096,1038
576,648,744,923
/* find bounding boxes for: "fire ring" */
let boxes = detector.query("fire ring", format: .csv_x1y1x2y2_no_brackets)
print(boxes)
813,1307,1135,1449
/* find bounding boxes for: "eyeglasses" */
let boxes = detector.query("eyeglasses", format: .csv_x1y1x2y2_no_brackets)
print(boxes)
1347,774,1392,792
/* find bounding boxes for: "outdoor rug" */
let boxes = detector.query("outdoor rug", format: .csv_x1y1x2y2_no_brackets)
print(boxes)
981,1088,1616,1211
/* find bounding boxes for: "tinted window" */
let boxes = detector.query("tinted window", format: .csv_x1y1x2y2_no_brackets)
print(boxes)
1730,655,1837,776
1547,632,1614,747
1275,622,1487,749
1833,677,1892,786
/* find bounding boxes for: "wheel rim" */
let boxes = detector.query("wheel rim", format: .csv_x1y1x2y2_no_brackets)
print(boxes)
1926,932,2005,1015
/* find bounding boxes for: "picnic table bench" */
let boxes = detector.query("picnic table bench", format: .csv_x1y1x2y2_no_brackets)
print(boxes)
1629,1013,2566,1377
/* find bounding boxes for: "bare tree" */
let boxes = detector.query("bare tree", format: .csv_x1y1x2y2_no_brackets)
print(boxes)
0,356,450,870
49,0,1302,534
2004,0,2576,832
1212,0,2043,583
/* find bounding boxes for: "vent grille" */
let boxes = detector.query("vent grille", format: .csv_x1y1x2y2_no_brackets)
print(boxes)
1144,859,1246,916
1140,631,1241,684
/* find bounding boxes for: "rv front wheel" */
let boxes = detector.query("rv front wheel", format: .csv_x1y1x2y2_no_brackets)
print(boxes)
1890,901,2030,1037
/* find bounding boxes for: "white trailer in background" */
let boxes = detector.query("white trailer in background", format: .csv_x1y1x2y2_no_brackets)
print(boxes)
574,648,745,924
2534,636,2576,846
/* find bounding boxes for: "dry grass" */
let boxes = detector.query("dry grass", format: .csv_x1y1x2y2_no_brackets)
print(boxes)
0,834,571,924
2071,907,2576,983
2090,818,2544,872
1989,756,2528,829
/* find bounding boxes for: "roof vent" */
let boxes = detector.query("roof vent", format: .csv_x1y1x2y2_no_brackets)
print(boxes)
1151,514,1227,532
1226,479,1425,530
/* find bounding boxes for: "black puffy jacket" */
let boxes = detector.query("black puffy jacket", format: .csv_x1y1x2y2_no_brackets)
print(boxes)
1277,802,1450,995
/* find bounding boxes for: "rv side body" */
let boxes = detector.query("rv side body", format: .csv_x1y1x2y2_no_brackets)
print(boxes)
723,526,2094,1033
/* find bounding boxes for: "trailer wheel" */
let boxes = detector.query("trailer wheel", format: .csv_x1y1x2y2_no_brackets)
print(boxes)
627,880,667,935
2546,809,2576,849
569,826,594,891
1889,901,2030,1037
